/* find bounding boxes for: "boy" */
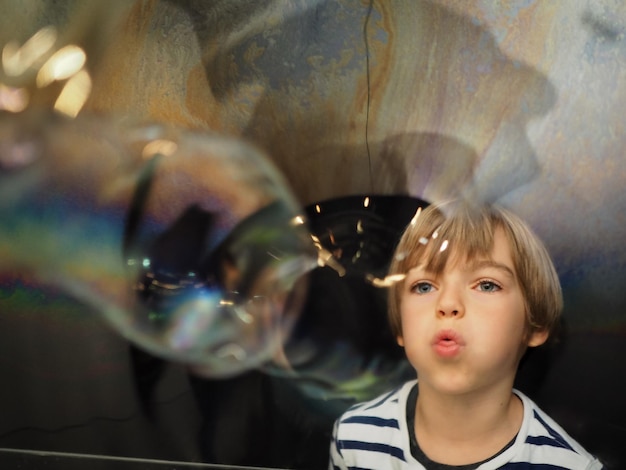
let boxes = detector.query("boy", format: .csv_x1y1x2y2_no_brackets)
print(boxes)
329,201,602,469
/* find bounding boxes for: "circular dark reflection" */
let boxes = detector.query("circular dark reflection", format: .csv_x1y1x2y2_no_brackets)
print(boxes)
287,194,429,363
278,194,429,409
306,194,429,277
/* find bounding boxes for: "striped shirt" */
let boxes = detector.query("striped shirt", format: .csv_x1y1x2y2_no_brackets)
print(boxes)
329,380,603,470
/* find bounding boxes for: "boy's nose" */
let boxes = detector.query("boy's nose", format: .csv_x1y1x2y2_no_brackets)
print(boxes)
436,287,464,318
437,307,462,318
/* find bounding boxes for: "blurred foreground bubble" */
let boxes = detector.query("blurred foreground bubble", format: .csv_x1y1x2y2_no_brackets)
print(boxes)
0,113,317,377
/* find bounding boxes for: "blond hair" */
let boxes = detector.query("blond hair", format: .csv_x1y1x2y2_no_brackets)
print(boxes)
387,201,562,340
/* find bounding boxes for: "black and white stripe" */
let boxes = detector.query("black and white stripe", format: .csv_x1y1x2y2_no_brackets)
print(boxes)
329,380,603,470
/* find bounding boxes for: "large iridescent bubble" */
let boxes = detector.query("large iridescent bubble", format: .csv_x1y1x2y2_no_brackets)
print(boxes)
0,112,317,377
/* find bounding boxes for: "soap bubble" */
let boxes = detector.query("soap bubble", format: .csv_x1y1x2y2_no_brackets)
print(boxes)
0,113,317,377
266,195,428,406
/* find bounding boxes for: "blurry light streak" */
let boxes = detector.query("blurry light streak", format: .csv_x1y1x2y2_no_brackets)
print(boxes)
356,219,364,233
366,273,406,288
310,234,322,248
141,139,178,159
328,230,336,245
36,45,86,87
234,306,254,324
410,207,422,226
2,26,57,77
53,69,91,117
267,250,281,260
290,215,306,226
216,343,247,361
363,196,370,208
394,251,408,262
0,84,29,112
316,246,346,276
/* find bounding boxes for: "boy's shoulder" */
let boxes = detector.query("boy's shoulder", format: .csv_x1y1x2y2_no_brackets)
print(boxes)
338,379,415,423
330,381,417,469
333,380,415,447
507,390,604,469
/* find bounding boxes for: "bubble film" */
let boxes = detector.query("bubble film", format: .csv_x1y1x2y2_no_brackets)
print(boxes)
0,114,316,377
266,195,428,405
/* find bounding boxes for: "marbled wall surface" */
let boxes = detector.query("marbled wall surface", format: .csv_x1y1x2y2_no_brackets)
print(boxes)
82,0,626,331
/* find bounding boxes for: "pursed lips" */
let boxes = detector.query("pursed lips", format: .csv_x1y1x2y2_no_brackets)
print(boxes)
432,329,465,358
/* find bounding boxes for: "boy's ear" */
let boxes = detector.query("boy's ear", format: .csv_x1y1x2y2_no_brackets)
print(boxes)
527,328,549,348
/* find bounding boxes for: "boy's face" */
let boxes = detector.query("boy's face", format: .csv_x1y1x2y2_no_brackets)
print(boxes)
397,228,548,396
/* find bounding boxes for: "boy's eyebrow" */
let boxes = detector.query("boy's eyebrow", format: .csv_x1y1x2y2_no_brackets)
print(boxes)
468,260,516,278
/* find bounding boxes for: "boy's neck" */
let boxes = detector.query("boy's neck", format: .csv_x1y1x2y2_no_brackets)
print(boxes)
413,382,523,466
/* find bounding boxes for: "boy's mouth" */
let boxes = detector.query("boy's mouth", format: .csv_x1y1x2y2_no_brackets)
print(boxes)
432,329,465,357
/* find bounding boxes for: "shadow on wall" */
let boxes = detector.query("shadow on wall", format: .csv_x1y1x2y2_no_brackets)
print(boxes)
168,0,555,205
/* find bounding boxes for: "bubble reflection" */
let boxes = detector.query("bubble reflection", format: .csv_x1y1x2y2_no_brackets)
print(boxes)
267,195,428,404
0,116,317,377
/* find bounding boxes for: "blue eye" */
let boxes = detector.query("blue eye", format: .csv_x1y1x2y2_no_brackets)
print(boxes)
477,280,501,292
412,282,434,294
